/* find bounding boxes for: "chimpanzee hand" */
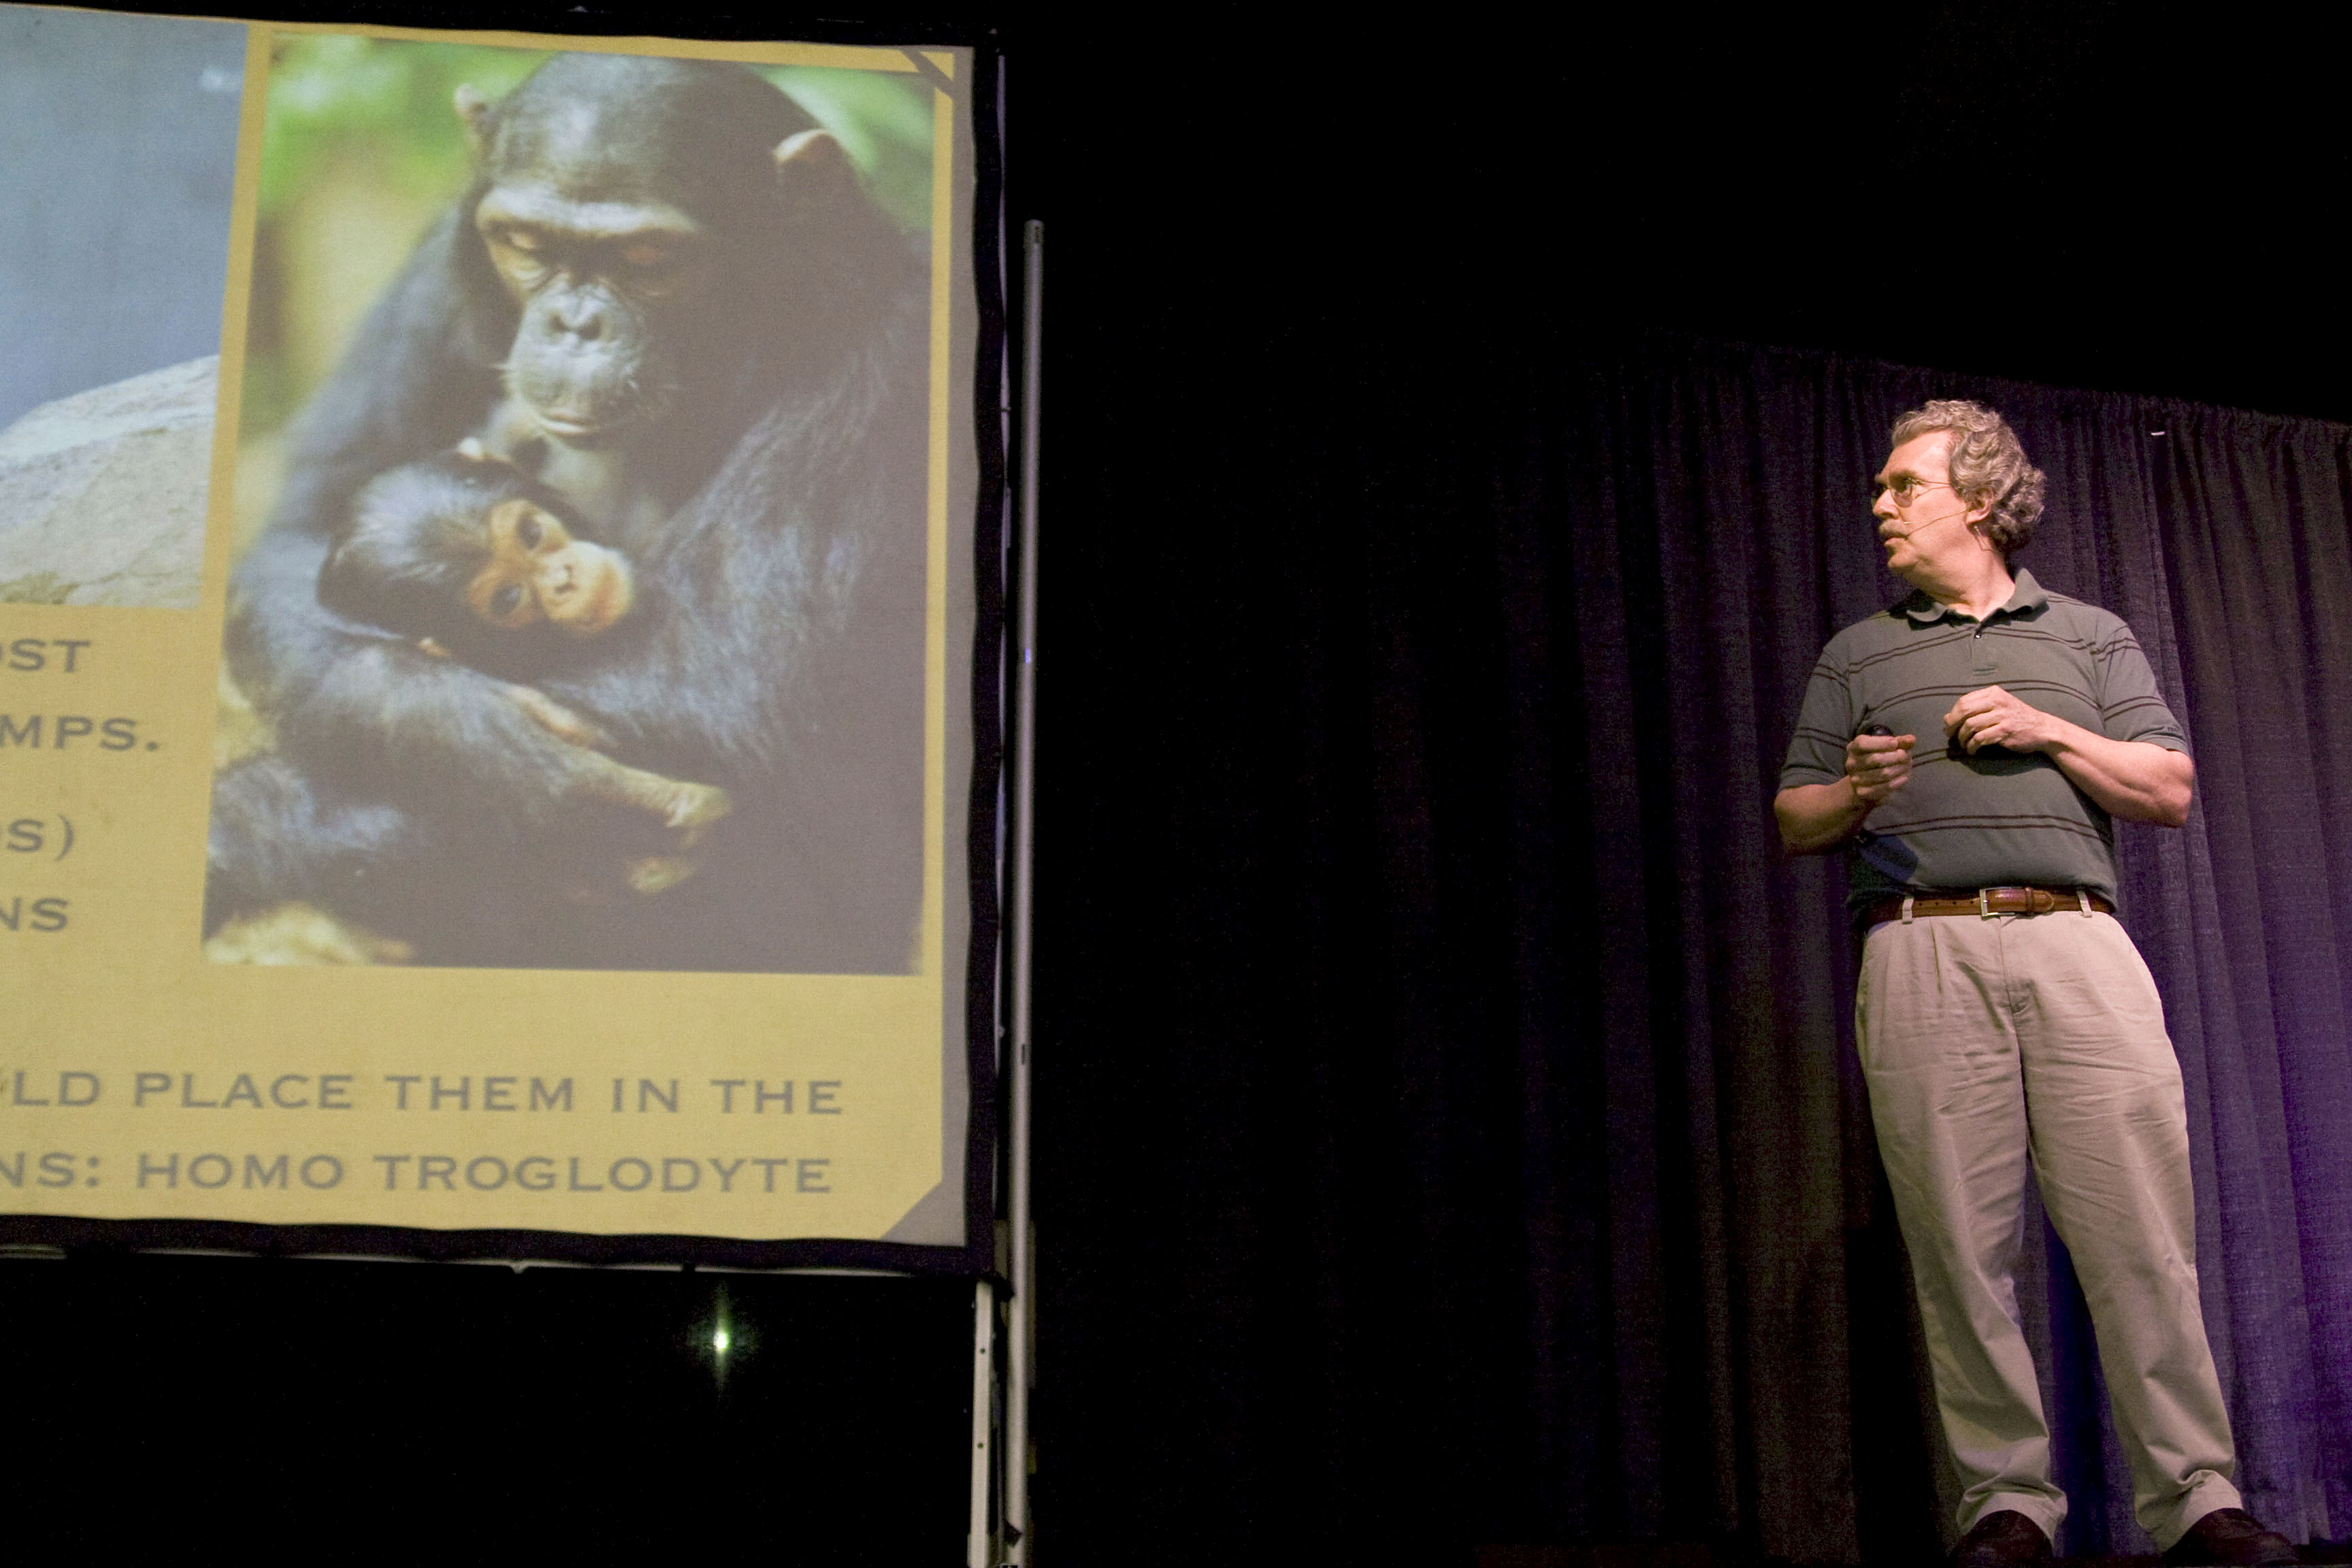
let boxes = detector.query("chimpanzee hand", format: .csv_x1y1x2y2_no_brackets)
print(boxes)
499,683,612,751
560,772,734,905
498,682,734,895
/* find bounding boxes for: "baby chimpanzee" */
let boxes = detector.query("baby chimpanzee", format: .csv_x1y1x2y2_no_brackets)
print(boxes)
318,444,730,887
321,440,638,675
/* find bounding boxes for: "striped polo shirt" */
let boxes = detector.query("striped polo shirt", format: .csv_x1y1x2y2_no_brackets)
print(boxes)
1778,568,2188,917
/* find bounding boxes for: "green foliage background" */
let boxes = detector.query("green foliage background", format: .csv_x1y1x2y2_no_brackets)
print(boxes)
240,36,934,448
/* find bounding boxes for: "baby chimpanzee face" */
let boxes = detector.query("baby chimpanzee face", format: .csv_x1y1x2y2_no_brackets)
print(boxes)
466,497,634,637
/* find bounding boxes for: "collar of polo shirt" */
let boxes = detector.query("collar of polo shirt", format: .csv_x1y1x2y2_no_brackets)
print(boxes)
1902,566,2051,625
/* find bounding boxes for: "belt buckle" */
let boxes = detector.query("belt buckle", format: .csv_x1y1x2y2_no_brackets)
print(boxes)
1978,885,2052,918
1978,885,2029,917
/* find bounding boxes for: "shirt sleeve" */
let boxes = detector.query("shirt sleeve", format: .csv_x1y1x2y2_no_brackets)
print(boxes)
1778,649,1857,789
2093,620,2190,753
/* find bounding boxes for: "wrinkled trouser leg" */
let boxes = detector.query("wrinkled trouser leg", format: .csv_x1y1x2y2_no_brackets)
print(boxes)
1857,911,2240,1551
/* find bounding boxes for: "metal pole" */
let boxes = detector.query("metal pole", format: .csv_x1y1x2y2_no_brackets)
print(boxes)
1003,218,1043,1567
968,1277,996,1568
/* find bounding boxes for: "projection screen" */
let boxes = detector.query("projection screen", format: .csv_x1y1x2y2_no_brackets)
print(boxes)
0,3,1000,1271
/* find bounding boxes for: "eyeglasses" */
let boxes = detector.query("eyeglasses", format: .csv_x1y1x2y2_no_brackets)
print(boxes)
1869,475,1953,506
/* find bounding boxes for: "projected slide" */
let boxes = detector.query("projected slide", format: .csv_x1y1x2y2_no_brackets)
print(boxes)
0,5,991,1264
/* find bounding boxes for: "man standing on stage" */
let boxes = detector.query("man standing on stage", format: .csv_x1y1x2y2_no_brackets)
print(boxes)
1774,401,2296,1568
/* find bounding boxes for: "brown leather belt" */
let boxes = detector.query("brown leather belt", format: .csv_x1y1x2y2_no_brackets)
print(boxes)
1863,886,2113,927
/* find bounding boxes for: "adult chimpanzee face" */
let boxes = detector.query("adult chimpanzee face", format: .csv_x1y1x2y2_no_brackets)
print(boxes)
474,181,714,441
471,116,721,446
455,57,840,463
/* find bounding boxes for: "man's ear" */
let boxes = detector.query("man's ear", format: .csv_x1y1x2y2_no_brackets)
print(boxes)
773,129,858,219
455,84,493,156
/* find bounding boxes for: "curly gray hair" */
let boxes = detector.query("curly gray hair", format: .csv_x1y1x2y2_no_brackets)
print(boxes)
1889,399,2047,557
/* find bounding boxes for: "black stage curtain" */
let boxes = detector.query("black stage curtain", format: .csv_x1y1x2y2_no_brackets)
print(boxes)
1039,333,2352,1563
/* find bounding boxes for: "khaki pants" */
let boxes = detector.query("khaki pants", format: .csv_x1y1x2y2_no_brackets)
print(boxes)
1857,909,2240,1551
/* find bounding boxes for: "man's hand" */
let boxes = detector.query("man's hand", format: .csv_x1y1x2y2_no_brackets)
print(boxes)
1942,684,2194,826
1846,730,1916,802
1774,728,1916,854
1944,685,2061,754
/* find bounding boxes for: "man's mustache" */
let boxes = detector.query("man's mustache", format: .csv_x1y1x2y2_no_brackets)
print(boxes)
1880,506,1969,540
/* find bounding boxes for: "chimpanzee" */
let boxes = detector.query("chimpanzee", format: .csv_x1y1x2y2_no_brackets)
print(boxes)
307,445,732,884
319,443,641,675
206,53,927,970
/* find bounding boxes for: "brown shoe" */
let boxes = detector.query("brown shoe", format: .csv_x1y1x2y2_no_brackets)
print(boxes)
2161,1507,2298,1565
1952,1509,2053,1567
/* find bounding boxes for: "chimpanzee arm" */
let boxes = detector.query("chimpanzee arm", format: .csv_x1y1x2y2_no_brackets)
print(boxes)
538,304,928,787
